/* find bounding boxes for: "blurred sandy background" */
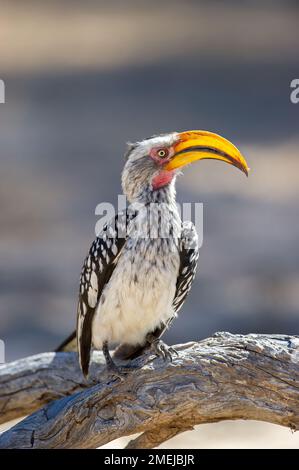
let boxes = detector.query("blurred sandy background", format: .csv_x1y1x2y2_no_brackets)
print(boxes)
0,0,298,448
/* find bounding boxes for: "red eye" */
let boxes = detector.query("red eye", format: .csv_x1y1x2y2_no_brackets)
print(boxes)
157,148,169,159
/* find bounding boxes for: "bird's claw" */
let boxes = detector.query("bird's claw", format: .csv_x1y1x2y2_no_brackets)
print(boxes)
106,363,137,382
151,340,178,362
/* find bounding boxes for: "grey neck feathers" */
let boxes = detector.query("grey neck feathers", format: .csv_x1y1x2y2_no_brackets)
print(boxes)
137,179,177,206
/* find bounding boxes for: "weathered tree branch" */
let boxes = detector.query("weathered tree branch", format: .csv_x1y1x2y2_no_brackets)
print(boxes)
125,425,193,449
0,332,298,449
0,351,105,425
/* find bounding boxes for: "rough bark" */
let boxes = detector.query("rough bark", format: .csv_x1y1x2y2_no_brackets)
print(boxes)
0,332,298,449
0,351,105,425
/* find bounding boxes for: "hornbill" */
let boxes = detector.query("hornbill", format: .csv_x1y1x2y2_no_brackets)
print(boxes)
57,130,249,377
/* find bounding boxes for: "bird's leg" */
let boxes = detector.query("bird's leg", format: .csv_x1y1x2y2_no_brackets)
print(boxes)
103,340,119,372
146,333,178,362
102,341,138,379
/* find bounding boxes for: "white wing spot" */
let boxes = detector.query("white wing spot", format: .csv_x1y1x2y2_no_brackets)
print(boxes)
90,271,98,291
88,288,97,308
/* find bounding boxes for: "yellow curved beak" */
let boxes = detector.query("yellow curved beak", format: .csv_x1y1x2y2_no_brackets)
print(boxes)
165,130,250,176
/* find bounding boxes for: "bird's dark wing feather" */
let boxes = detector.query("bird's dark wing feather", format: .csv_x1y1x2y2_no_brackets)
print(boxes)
55,330,76,352
172,221,199,314
77,209,136,376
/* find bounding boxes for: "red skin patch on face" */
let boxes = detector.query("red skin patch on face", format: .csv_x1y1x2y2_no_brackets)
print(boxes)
149,146,174,165
152,170,175,190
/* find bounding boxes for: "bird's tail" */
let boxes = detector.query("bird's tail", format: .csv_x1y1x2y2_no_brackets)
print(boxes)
55,330,77,352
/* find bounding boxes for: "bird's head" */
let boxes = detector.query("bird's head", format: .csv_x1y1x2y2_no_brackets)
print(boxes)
122,130,249,202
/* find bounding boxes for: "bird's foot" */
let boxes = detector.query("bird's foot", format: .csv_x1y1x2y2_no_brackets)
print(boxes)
148,337,178,362
106,363,126,382
103,341,140,382
106,361,138,382
103,340,135,381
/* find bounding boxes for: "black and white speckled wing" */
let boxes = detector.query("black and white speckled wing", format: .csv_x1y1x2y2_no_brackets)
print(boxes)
172,221,199,314
77,209,136,376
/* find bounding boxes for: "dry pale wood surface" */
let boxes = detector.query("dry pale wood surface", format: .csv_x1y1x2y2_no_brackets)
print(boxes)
0,332,298,449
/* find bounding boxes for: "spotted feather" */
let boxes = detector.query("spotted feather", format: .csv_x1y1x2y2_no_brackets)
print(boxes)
77,209,137,376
